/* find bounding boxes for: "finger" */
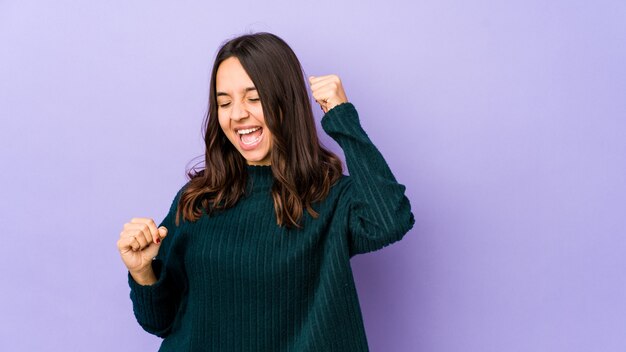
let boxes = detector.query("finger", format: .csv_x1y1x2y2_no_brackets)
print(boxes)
311,85,342,103
312,89,336,104
130,237,140,251
117,236,131,251
312,98,331,112
126,222,156,245
308,74,335,84
122,224,140,237
117,236,138,253
309,75,340,90
313,84,348,107
122,224,151,248
129,229,150,250
158,226,168,241
121,235,140,252
130,218,160,244
309,79,332,93
309,75,337,86
311,86,330,100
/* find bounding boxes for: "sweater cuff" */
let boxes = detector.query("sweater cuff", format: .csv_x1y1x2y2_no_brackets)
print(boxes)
321,102,358,132
128,259,166,303
321,102,372,147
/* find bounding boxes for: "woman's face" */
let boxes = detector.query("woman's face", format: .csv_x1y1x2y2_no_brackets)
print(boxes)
216,56,272,165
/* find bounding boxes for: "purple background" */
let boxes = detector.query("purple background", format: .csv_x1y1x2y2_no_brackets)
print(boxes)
1,1,625,351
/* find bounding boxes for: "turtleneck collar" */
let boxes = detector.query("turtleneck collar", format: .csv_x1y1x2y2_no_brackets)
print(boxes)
246,164,273,191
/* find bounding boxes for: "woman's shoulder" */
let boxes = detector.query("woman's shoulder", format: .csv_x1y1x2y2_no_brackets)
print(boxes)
170,179,195,201
163,180,193,221
327,173,354,199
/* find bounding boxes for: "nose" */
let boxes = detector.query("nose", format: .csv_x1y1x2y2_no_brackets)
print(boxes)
230,100,249,121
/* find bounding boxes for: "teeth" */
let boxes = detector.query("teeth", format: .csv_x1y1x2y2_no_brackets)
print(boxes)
242,135,261,145
237,127,261,135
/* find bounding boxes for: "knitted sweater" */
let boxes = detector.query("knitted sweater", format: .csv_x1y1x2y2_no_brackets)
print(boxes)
128,102,415,351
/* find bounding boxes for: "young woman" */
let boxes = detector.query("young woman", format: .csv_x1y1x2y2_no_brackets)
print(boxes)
117,32,414,351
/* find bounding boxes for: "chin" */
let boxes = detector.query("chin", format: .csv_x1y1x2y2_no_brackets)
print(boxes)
245,155,271,165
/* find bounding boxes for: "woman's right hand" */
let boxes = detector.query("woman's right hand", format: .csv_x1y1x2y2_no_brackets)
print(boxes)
117,217,168,285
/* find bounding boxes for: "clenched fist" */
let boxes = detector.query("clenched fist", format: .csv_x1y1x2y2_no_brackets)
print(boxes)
308,74,349,113
117,217,168,285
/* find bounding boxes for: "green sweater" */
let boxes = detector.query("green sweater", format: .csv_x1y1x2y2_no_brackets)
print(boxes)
128,102,415,351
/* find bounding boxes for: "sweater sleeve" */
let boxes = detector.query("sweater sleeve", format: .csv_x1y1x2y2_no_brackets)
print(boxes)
127,185,187,338
321,102,415,257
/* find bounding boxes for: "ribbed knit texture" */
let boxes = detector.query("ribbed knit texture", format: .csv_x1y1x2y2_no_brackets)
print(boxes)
128,102,415,351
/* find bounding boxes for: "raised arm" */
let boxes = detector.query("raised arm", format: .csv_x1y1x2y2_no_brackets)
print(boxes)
323,102,414,256
309,75,415,257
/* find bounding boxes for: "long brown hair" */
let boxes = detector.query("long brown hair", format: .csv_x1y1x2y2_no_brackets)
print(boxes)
175,32,343,228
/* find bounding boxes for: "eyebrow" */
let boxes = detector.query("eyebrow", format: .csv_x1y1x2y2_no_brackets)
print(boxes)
216,87,257,97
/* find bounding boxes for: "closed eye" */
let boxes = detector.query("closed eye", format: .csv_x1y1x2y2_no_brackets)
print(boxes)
217,98,259,108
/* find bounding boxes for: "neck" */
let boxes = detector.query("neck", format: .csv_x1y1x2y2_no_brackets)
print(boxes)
246,164,273,191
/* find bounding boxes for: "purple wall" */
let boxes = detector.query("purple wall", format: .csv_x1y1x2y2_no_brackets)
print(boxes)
1,1,625,351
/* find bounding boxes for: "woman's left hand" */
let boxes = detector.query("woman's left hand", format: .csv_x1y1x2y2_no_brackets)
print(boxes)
308,74,349,113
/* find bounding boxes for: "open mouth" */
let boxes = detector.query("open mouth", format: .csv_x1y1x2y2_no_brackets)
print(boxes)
235,126,264,150
237,126,263,145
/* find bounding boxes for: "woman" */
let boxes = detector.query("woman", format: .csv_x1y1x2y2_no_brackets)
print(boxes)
117,32,414,351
